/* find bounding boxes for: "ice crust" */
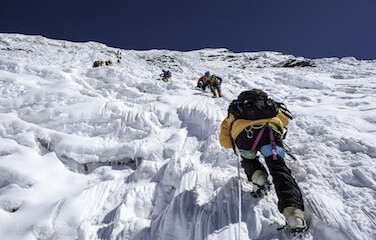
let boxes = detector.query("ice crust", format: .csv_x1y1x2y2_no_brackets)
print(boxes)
0,34,375,240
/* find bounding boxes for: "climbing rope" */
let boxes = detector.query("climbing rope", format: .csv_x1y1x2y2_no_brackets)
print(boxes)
236,149,243,240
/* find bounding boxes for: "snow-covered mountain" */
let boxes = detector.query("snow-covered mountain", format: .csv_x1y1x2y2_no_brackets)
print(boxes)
0,34,375,240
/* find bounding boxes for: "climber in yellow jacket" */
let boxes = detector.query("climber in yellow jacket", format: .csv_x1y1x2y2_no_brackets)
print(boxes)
219,89,306,233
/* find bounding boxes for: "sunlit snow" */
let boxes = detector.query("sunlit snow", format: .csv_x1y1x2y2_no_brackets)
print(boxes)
0,34,375,240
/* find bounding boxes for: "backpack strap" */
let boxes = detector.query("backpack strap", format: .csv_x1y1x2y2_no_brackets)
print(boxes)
251,127,265,152
277,102,293,120
268,126,278,160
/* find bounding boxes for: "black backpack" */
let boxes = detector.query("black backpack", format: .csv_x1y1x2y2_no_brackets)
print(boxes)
209,75,222,86
228,89,292,120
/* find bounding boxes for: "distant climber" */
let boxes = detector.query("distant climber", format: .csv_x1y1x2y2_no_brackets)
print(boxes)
93,60,104,68
196,71,210,91
160,70,172,82
115,50,122,63
219,89,306,233
93,60,113,68
197,72,222,97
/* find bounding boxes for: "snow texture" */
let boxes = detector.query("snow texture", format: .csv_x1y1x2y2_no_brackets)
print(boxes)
0,34,375,240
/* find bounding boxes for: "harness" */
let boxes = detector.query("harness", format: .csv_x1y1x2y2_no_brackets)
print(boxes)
227,101,293,160
230,121,280,160
250,124,278,160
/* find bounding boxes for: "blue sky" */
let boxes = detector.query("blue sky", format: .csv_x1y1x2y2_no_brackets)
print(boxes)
1,0,375,59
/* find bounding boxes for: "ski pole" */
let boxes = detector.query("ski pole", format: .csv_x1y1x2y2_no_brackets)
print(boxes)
283,143,298,161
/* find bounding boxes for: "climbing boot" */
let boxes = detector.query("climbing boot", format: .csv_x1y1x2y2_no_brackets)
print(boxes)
250,170,271,198
282,207,307,232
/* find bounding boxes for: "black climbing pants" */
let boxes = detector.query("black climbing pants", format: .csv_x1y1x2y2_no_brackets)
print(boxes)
235,127,304,212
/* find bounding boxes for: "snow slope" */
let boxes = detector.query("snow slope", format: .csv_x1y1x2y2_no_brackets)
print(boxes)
0,34,375,240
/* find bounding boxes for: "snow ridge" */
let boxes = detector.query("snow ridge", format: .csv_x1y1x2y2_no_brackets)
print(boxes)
0,34,375,240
